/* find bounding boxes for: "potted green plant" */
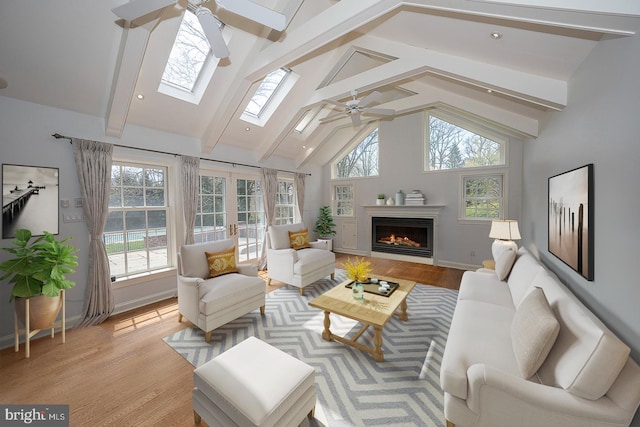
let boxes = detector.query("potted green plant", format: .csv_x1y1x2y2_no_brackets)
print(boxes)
376,194,385,205
314,206,336,250
0,229,78,330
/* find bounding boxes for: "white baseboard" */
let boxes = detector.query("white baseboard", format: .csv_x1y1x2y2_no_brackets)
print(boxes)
112,289,176,316
437,260,478,271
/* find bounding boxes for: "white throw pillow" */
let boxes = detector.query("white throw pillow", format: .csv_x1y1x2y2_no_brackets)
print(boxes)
511,287,560,379
495,247,517,280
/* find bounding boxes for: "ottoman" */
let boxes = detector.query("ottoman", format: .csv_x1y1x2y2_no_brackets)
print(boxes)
193,336,317,426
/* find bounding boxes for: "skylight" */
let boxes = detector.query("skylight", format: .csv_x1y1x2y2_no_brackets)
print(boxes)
244,68,291,118
161,10,215,92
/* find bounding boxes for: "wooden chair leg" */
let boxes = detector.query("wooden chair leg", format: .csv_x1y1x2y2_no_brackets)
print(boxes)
330,272,335,280
267,278,272,286
299,287,305,296
260,305,265,315
205,331,212,342
446,420,455,427
194,410,202,424
178,313,183,323
308,405,315,419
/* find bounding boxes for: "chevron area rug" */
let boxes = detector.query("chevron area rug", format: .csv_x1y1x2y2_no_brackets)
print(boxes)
163,270,458,427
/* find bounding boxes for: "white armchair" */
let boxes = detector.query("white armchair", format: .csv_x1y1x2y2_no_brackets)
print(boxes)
177,239,266,342
266,223,335,296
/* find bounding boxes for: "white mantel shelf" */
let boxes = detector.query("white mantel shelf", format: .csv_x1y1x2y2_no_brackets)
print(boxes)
363,204,445,265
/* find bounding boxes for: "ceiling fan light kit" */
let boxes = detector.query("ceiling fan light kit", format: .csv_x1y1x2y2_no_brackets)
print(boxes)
320,90,396,127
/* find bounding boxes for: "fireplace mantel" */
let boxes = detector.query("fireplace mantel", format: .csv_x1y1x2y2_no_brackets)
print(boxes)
363,204,445,265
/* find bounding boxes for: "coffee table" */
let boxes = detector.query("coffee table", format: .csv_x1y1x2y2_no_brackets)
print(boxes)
308,276,416,362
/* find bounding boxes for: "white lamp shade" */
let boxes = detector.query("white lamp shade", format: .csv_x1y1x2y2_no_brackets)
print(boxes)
489,220,521,240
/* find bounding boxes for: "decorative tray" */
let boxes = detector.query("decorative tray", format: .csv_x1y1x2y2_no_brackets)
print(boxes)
345,279,399,297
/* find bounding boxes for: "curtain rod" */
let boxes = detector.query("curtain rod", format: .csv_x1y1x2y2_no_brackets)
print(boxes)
52,133,311,176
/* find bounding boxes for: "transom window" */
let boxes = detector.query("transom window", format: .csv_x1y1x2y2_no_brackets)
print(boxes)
461,174,504,220
334,127,379,178
426,113,505,171
244,68,291,118
105,163,170,277
161,10,214,93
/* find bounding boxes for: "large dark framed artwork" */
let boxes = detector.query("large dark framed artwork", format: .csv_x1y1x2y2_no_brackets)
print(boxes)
2,164,59,239
548,163,594,281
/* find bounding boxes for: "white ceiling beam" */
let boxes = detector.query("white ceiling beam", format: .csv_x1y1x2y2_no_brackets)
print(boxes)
467,0,640,17
105,19,159,138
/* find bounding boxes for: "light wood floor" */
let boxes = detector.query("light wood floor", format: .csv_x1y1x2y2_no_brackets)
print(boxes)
0,255,463,426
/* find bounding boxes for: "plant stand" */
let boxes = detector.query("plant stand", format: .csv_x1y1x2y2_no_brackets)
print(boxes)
14,290,66,358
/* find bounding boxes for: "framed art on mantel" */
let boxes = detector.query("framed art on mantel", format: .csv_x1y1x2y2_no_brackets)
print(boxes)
548,163,594,281
2,164,59,239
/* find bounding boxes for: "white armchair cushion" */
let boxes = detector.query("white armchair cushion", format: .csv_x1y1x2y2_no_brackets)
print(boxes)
511,287,560,378
293,249,333,275
269,223,306,250
181,239,234,278
198,274,266,316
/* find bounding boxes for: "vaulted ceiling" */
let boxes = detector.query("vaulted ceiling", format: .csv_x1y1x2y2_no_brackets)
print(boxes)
1,1,639,168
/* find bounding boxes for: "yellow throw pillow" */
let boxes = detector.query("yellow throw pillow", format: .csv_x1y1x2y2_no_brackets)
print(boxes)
289,229,311,250
205,247,237,278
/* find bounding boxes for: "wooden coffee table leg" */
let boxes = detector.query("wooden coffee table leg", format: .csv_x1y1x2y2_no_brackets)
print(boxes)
399,298,409,321
322,310,332,340
372,326,384,361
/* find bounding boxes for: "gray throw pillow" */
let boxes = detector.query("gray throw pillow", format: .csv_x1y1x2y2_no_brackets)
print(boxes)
511,287,560,378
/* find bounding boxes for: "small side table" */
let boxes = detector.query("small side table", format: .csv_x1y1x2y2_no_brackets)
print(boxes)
14,290,66,358
482,259,495,270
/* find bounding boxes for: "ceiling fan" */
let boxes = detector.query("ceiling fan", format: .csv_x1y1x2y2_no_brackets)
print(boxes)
319,90,395,127
111,0,287,59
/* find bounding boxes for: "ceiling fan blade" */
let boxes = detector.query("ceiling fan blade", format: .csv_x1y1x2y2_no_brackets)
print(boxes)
111,0,177,21
215,0,286,31
196,7,230,59
319,112,347,124
358,91,382,108
361,107,395,116
351,112,362,127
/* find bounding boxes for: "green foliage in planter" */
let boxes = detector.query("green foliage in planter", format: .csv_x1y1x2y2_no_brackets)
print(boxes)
313,206,336,238
0,229,78,301
377,194,385,199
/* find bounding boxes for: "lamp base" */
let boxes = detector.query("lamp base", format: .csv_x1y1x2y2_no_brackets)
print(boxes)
491,239,517,261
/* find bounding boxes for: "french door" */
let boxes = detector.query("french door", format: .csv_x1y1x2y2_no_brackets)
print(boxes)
195,171,264,262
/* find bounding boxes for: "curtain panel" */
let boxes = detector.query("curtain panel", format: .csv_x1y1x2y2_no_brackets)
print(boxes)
180,156,200,245
72,138,114,327
294,173,306,221
258,168,278,270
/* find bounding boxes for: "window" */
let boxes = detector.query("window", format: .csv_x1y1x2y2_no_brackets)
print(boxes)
106,163,170,277
244,68,291,118
333,183,354,217
194,175,227,243
461,174,503,220
335,128,379,178
161,10,214,93
275,180,295,225
426,113,505,171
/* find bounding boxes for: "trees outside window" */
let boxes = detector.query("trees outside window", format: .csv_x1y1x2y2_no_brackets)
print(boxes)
335,128,379,178
427,114,504,171
462,174,503,220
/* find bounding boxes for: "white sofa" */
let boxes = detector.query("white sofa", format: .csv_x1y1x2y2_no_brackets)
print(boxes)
266,223,335,296
440,247,640,427
177,239,266,342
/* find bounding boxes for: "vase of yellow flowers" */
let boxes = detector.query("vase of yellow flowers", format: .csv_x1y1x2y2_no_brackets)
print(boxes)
342,257,372,302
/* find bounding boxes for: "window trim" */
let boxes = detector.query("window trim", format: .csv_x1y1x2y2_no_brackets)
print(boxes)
106,160,173,280
424,110,508,173
332,182,355,218
458,171,507,224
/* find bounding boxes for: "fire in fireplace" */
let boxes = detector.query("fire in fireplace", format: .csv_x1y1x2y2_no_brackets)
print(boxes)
371,217,433,258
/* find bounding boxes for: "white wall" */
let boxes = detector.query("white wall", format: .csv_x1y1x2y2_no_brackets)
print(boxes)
522,33,640,363
0,96,320,348
323,110,524,269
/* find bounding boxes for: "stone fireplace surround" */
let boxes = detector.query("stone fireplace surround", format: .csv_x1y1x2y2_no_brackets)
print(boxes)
364,205,444,265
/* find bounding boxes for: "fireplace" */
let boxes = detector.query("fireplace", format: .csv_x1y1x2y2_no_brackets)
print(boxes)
371,217,433,258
